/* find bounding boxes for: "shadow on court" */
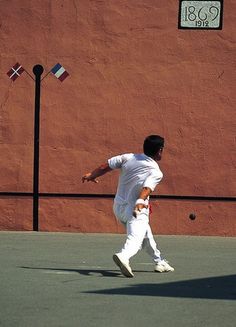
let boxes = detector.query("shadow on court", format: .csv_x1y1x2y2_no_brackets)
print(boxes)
21,266,236,300
1,233,236,327
84,274,236,300
21,266,122,277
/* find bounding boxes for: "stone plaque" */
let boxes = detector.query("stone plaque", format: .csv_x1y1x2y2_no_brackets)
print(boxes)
178,0,223,29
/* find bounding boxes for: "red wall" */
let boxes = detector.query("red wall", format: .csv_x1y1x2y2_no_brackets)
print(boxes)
0,0,235,235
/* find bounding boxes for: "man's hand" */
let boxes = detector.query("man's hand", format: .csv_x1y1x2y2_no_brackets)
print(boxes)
82,163,112,184
133,203,148,218
132,187,152,218
82,173,98,183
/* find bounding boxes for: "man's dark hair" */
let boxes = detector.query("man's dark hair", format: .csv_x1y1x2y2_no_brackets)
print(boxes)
143,135,164,157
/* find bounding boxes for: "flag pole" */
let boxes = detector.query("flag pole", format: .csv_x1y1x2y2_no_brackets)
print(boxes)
41,70,51,82
24,69,35,81
32,65,44,231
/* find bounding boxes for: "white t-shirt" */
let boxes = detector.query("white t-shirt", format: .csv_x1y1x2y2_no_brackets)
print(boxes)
108,153,163,206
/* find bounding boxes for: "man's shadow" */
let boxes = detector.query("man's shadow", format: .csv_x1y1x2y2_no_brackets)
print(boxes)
20,267,236,300
20,266,122,277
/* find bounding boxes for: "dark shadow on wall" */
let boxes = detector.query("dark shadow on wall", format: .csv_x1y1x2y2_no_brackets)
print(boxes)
85,275,236,300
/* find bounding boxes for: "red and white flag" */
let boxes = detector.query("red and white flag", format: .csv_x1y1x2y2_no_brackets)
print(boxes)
7,63,25,81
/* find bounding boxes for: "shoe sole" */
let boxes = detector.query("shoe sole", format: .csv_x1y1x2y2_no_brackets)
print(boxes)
113,254,134,278
154,268,174,273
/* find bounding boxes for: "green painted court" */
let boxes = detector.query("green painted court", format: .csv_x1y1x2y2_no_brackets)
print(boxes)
0,232,235,327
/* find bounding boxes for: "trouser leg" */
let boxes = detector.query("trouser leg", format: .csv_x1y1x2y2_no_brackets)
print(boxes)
119,213,149,261
113,202,159,262
142,225,162,263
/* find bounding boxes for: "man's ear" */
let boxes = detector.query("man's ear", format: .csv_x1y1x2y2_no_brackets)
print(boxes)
154,148,163,161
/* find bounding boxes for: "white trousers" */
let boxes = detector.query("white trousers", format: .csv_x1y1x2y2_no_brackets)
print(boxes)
113,202,162,263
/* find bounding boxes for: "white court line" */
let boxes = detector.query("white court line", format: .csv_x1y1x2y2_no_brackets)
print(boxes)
43,271,78,275
136,263,153,265
41,263,152,275
41,265,104,275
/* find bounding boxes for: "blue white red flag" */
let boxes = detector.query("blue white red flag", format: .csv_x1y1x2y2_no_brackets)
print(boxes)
51,63,69,82
7,63,25,81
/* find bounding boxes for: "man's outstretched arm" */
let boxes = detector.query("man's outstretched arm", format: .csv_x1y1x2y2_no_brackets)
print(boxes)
82,163,112,183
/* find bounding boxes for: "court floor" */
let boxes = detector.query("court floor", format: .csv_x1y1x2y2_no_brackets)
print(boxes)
0,231,235,327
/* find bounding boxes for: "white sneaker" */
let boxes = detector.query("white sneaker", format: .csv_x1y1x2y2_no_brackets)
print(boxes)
154,259,174,273
113,253,134,278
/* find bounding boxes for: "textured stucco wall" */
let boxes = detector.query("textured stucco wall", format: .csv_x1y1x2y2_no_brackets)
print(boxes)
0,0,235,235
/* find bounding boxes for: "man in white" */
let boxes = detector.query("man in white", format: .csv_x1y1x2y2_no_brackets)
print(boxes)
82,135,174,277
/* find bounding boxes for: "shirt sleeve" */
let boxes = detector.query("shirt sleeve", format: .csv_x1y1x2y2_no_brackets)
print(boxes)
108,153,133,170
143,169,163,192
